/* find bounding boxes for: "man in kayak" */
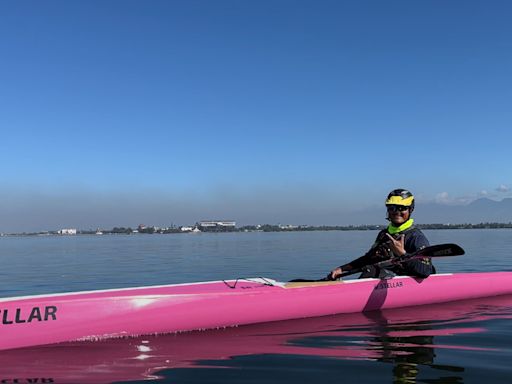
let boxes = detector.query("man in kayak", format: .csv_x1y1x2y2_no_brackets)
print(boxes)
328,189,435,280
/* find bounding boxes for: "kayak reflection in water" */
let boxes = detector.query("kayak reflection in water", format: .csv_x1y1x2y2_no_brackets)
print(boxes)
329,189,436,280
364,310,464,384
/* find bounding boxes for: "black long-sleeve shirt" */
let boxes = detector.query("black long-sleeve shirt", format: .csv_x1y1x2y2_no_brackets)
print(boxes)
340,227,435,278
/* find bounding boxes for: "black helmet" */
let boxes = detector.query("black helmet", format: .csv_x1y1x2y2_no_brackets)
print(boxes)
385,189,415,212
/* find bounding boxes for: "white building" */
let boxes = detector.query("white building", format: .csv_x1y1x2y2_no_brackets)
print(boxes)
58,228,77,235
279,224,299,230
197,221,236,232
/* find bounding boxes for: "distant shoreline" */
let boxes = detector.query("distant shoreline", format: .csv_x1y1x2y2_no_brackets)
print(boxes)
2,222,512,237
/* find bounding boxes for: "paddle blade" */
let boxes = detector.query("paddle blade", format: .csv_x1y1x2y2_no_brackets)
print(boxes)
414,243,465,258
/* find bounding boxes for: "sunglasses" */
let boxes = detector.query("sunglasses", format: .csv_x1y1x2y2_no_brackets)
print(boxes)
386,205,410,213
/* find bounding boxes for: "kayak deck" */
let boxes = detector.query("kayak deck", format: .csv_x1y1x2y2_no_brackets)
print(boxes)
284,280,345,288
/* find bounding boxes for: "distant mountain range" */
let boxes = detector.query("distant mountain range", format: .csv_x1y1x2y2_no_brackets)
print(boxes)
410,198,512,224
348,198,512,226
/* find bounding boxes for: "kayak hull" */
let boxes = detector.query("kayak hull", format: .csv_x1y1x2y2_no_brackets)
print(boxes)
1,272,512,351
3,294,512,384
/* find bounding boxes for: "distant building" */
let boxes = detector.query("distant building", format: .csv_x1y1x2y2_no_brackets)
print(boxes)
197,221,236,232
279,224,299,230
58,228,77,235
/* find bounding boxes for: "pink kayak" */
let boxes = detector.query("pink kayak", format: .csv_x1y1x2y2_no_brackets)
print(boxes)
1,272,512,351
2,294,512,384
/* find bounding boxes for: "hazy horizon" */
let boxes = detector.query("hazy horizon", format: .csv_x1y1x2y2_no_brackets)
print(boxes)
2,192,511,233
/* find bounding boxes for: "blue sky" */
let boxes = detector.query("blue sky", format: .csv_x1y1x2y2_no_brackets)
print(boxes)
1,0,511,231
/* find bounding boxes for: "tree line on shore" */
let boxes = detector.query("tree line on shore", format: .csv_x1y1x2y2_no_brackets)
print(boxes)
5,222,512,236
238,222,512,232
72,222,512,235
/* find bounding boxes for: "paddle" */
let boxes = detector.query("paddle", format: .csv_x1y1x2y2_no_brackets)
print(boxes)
289,243,465,282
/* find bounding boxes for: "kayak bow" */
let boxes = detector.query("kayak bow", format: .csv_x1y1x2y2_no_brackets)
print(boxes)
1,271,512,351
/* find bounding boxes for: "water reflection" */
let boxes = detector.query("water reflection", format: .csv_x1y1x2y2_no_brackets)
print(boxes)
0,295,511,383
365,311,462,383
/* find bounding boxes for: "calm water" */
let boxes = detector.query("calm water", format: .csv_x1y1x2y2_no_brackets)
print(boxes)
1,229,511,383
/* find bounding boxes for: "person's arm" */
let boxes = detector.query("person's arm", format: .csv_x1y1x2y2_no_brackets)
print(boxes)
328,231,387,279
400,258,434,278
339,253,372,271
327,231,383,280
400,230,434,278
329,254,371,280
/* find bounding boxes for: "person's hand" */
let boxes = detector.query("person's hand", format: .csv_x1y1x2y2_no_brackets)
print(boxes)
328,267,343,280
386,234,406,257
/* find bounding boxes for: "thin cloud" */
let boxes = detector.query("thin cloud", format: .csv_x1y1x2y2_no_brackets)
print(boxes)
435,192,451,204
434,192,475,205
496,184,510,193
